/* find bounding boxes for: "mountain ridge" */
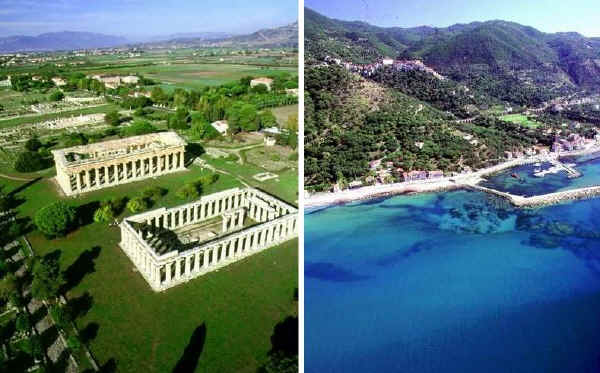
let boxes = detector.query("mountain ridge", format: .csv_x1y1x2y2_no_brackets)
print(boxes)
305,7,600,92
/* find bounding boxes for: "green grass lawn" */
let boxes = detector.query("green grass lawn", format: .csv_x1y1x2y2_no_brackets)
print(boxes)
205,152,298,205
1,161,298,372
500,113,542,128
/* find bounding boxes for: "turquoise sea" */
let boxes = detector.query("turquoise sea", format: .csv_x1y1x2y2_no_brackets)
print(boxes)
305,190,600,373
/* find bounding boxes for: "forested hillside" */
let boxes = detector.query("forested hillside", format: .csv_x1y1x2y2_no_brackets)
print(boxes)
304,65,542,190
305,7,600,104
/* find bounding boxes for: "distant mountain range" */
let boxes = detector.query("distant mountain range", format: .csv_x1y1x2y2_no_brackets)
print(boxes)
136,32,234,43
305,7,600,91
0,22,298,53
141,22,298,49
0,31,128,52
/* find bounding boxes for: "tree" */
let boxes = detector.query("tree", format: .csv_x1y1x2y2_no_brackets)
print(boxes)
15,313,31,333
259,110,278,128
0,274,18,302
227,102,259,132
189,116,220,140
126,197,149,213
31,257,64,301
151,86,168,105
14,151,46,172
104,110,122,126
285,114,298,132
251,84,269,94
0,185,12,213
168,108,190,130
120,119,157,137
34,201,77,237
49,90,64,101
25,136,42,152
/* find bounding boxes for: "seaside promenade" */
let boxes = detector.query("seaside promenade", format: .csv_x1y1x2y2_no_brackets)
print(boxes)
305,145,600,208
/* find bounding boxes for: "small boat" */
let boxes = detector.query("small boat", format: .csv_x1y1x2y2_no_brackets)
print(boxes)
535,162,541,167
511,173,519,179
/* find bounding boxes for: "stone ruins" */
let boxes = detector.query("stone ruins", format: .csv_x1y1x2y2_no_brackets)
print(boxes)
119,187,298,291
52,132,186,196
40,113,105,130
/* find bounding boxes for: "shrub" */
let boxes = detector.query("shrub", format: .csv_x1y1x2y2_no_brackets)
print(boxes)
127,197,149,213
67,335,82,352
14,151,46,172
142,186,167,201
49,90,64,101
176,182,201,199
34,201,77,237
93,205,115,223
25,137,42,151
93,198,125,224
49,305,71,329
104,110,122,126
16,313,31,333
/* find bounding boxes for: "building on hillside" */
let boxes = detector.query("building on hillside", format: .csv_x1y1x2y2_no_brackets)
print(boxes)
348,180,363,189
285,88,299,96
250,77,273,91
402,170,428,182
427,170,443,179
264,137,276,146
369,159,382,170
52,77,67,86
382,58,394,65
210,120,229,135
90,74,139,89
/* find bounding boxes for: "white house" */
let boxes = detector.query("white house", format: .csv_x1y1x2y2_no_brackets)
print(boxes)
211,120,229,135
250,77,273,91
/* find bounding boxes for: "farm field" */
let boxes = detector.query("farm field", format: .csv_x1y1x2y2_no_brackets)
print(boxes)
118,63,295,89
271,104,298,127
500,113,542,128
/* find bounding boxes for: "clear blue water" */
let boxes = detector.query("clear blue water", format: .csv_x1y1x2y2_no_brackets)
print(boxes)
305,190,600,373
480,155,600,197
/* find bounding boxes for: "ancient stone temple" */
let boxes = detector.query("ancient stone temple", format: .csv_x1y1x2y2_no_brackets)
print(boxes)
52,132,186,196
119,187,298,291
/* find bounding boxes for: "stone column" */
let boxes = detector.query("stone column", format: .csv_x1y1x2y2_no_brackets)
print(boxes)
155,265,161,286
204,250,209,268
166,263,172,284
185,256,191,276
76,171,82,191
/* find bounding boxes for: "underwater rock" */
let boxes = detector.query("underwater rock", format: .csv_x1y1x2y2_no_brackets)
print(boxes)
527,234,561,249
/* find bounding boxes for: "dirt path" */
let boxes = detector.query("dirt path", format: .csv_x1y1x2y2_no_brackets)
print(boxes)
0,173,35,181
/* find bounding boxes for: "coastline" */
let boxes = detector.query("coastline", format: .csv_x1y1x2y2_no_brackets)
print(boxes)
305,145,600,208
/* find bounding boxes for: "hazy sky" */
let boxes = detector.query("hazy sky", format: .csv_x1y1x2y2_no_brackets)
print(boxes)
0,0,298,39
305,0,600,37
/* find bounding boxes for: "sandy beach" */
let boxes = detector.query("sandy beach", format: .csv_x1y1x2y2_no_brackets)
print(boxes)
305,145,600,208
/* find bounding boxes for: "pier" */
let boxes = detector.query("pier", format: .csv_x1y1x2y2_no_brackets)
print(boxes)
465,182,600,208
